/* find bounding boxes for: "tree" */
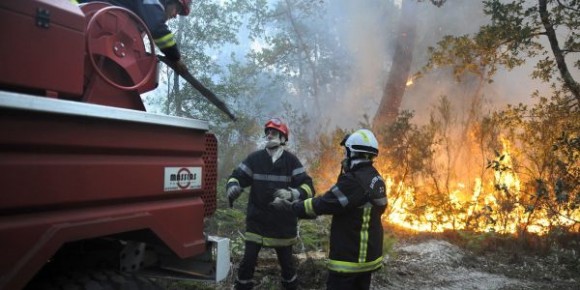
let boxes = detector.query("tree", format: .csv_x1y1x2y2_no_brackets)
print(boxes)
373,0,450,128
246,0,347,118
424,0,580,107
488,94,580,233
412,0,580,234
373,0,419,127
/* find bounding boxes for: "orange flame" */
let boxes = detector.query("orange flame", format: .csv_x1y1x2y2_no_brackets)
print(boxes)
312,133,579,235
377,138,577,235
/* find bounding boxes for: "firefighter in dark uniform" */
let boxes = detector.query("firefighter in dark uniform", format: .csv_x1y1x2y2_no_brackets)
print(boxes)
77,0,190,72
226,118,315,290
271,129,387,290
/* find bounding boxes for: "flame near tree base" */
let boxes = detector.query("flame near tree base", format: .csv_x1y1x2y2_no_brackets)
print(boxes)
310,96,579,236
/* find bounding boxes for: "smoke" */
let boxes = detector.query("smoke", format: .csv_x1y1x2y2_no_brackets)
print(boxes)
317,0,398,129
311,0,551,129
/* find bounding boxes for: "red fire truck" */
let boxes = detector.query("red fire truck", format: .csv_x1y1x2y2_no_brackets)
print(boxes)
0,1,230,289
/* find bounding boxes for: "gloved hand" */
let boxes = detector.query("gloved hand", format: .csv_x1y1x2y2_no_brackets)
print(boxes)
273,188,300,201
270,197,294,212
226,184,242,206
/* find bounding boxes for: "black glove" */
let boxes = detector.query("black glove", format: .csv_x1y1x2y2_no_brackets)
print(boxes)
226,184,242,207
270,197,294,212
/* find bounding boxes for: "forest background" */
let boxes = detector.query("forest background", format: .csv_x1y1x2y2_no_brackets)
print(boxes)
144,0,579,288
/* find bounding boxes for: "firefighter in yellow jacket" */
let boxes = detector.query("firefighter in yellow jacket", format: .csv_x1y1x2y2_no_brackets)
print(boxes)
272,129,387,290
227,118,315,290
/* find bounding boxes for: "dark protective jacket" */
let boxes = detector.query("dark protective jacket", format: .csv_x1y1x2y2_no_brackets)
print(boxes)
292,160,387,273
82,0,181,61
227,149,314,247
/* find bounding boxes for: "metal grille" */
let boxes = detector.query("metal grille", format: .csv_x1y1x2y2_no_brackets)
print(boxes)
202,133,218,216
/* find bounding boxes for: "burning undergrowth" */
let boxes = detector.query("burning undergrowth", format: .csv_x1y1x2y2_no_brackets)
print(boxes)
309,95,579,237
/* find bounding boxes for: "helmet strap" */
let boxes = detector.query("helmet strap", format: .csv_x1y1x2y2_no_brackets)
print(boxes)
340,158,350,174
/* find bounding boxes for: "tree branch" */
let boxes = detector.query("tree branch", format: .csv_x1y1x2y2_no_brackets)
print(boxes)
538,0,580,104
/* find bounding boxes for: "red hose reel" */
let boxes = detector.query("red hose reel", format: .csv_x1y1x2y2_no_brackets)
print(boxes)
80,2,157,92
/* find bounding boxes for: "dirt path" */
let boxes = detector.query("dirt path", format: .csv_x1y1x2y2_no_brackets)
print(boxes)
377,239,579,290
186,238,579,289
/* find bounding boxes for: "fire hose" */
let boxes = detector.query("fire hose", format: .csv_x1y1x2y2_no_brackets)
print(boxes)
158,55,237,121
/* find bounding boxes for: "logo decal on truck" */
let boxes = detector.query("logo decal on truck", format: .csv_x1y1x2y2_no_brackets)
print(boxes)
164,167,202,191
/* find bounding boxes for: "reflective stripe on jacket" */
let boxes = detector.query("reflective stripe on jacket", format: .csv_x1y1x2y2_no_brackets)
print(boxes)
294,160,387,273
227,149,314,246
245,232,297,247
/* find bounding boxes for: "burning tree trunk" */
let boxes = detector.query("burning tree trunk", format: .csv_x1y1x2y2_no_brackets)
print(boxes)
373,0,418,128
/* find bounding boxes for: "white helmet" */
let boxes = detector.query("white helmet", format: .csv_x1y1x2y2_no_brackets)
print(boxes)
341,129,379,158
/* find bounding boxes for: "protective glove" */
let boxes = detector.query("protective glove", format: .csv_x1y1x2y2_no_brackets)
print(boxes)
273,188,300,201
226,184,242,207
270,197,294,212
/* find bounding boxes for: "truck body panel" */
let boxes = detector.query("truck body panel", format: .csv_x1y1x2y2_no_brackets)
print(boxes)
0,92,210,210
0,0,228,288
0,0,85,96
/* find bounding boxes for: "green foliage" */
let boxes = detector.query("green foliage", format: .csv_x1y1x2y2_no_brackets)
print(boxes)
457,230,501,254
370,90,579,236
375,110,437,184
308,127,349,193
383,232,398,257
489,94,580,232
206,182,249,257
296,216,331,253
422,0,580,105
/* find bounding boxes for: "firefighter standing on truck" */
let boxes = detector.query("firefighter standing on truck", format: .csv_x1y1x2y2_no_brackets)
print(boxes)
271,129,387,290
226,118,315,290
76,0,190,72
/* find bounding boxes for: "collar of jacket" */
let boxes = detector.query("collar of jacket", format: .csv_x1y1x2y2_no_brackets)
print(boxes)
348,158,372,170
266,146,284,163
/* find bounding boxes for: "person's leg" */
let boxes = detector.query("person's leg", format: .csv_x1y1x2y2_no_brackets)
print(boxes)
275,246,297,290
235,241,262,290
326,271,357,290
354,271,372,290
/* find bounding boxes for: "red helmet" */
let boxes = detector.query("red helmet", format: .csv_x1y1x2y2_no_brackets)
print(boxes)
264,118,289,140
176,0,190,16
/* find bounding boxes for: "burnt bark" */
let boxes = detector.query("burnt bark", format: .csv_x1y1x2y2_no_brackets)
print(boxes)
373,0,418,129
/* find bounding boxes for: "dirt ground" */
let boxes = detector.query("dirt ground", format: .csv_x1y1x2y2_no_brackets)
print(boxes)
169,238,579,290
375,239,579,290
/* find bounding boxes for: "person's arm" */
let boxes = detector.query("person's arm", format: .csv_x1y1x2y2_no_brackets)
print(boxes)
140,1,181,61
289,173,361,218
225,157,254,205
289,158,315,200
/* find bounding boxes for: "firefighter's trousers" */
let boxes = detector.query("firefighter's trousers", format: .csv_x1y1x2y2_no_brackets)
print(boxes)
235,241,297,290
